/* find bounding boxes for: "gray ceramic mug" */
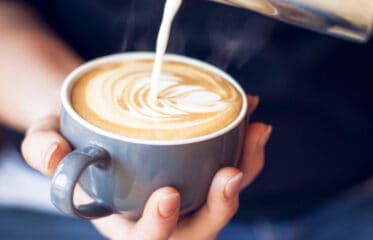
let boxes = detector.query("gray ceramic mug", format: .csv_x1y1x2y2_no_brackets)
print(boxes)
50,52,248,220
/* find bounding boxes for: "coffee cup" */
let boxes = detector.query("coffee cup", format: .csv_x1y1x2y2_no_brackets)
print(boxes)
51,52,248,219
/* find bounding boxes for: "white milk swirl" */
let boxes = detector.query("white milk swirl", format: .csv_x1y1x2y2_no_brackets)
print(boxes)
72,59,243,140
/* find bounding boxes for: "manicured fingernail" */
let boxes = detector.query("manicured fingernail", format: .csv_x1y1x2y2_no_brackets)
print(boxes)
43,142,59,171
258,125,272,147
224,172,243,199
158,193,180,218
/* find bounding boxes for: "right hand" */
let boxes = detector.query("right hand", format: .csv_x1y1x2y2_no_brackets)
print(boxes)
21,95,271,239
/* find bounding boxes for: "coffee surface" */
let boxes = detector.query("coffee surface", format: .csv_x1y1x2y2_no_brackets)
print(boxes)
71,59,243,140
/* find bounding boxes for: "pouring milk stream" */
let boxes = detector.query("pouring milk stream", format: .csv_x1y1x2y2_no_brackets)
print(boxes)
150,0,183,99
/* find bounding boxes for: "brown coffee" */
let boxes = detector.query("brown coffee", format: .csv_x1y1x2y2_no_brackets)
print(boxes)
71,58,243,140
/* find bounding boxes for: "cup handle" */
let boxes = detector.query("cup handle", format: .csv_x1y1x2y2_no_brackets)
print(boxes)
50,144,114,219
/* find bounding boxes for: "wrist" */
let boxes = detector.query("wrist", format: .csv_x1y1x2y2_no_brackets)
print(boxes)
0,32,82,131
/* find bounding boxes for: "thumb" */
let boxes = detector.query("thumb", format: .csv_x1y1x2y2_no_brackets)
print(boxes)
21,115,71,176
171,168,242,240
132,187,180,240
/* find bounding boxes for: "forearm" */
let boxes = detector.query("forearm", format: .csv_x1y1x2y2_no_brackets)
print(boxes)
0,1,82,131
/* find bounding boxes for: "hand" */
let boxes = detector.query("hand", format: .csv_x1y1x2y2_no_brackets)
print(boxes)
22,95,271,240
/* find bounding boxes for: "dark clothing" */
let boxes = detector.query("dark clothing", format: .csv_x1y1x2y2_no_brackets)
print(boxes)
28,0,373,219
219,181,373,240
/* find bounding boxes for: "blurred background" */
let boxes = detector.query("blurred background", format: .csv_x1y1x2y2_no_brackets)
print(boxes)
0,0,372,239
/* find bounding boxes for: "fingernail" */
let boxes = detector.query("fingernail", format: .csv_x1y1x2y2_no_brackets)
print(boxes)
251,96,260,110
248,96,260,115
258,125,272,147
158,193,180,218
224,172,243,199
43,142,59,171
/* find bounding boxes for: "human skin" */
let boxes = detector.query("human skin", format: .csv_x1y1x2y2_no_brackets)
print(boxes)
1,1,272,239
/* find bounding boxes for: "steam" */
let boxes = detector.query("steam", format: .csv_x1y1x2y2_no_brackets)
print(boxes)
206,7,275,70
120,2,135,51
119,1,160,52
118,1,275,71
165,27,187,55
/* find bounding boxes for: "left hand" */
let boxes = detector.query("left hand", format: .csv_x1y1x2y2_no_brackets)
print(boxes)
22,95,271,240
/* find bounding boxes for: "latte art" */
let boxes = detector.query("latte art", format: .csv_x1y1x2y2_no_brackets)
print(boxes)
72,59,243,140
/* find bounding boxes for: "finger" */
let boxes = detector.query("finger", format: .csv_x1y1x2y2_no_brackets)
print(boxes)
91,214,134,240
92,188,180,240
132,187,180,240
173,168,242,240
246,95,259,116
240,122,272,188
21,115,71,176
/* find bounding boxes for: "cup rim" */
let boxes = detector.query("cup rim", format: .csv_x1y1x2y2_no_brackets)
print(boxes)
61,52,248,146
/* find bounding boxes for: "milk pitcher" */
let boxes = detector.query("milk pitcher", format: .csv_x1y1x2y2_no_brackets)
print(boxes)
212,0,373,42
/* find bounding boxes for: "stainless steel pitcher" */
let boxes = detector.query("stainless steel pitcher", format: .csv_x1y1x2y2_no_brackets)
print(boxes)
212,0,373,42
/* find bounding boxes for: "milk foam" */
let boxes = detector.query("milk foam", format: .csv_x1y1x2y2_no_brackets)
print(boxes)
71,59,243,140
